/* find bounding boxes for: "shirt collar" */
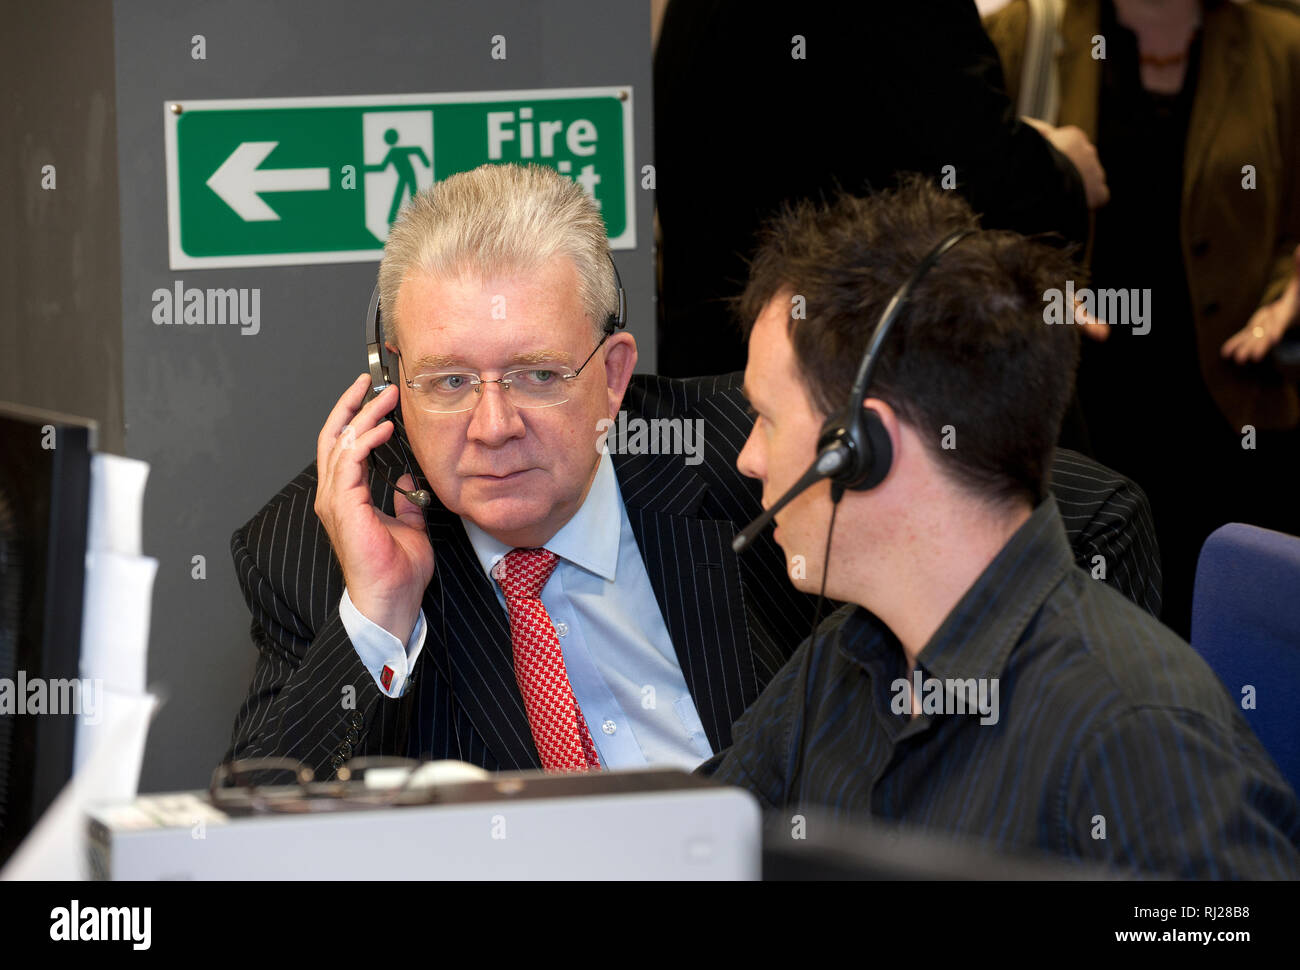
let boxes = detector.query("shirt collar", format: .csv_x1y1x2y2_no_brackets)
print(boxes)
462,449,621,584
838,498,1075,684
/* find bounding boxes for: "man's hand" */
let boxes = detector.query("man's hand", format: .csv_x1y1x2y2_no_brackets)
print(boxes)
315,374,435,643
1221,245,1300,365
1023,117,1110,209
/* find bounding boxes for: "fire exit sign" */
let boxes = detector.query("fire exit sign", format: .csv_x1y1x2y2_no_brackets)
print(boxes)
163,86,635,269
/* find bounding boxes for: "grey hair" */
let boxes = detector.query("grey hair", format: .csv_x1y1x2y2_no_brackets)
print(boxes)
377,163,618,346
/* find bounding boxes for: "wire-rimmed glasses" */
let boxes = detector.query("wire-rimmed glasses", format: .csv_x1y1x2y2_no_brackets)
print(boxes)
393,330,611,414
209,756,428,814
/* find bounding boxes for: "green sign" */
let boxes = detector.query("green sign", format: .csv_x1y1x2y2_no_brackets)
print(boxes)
164,87,635,269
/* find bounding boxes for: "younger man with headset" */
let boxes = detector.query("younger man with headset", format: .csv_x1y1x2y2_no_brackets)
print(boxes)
704,177,1300,878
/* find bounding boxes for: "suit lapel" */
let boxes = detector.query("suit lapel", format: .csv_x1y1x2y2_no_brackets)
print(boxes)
613,447,758,754
1181,5,1245,223
1058,0,1100,141
418,512,543,770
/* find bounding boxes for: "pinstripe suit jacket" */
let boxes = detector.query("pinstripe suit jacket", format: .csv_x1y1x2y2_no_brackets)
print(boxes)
225,373,1161,778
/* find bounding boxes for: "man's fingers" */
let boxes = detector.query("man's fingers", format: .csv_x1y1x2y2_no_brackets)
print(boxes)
317,374,375,493
343,382,400,443
318,374,373,465
327,415,396,493
321,383,398,485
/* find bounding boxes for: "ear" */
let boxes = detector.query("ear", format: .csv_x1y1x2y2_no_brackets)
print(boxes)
602,332,639,414
860,397,900,488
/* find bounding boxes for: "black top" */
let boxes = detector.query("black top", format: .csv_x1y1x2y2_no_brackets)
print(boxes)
1079,0,1240,638
1082,0,1217,447
701,499,1300,878
653,0,1088,376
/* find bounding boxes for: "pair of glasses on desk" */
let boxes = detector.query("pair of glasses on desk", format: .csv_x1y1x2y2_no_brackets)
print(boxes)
209,757,442,815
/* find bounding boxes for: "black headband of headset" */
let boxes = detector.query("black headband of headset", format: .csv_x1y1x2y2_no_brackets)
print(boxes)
846,226,977,412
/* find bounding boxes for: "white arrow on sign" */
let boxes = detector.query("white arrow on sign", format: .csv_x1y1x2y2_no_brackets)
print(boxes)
205,141,330,221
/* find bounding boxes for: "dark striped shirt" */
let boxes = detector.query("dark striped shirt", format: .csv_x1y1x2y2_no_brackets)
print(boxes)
700,500,1300,878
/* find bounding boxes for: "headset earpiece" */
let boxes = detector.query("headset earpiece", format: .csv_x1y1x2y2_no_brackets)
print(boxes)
365,283,391,397
607,251,627,333
817,403,894,499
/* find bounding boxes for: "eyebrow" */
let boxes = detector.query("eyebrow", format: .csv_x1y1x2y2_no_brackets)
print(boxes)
409,349,575,371
740,382,760,410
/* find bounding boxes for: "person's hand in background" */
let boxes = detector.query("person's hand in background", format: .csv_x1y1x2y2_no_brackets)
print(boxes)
1074,297,1112,342
1023,117,1111,209
1221,245,1300,365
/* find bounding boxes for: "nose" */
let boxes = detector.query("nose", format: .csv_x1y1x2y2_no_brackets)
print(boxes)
737,422,764,482
466,381,527,446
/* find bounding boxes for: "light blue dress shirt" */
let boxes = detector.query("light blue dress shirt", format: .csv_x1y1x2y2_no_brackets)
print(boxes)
339,451,714,770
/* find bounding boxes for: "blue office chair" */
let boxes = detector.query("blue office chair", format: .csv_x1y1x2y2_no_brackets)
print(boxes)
1191,523,1300,794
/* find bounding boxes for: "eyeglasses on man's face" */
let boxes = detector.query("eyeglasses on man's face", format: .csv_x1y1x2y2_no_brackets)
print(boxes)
393,331,610,414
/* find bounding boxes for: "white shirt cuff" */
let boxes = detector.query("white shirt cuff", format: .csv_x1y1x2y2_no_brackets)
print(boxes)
338,587,427,698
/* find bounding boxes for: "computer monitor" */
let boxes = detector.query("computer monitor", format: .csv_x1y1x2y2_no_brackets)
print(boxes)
0,402,95,865
762,811,1126,880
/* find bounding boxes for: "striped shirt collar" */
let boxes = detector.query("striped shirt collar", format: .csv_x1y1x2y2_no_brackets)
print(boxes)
838,499,1075,685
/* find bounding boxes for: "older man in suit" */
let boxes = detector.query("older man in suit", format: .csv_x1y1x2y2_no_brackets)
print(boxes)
225,163,1160,780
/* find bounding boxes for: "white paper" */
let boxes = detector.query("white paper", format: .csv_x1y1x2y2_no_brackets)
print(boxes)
76,551,157,702
86,453,149,557
1,692,159,881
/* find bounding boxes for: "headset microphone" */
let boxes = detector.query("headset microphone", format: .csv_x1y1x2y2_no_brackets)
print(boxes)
378,470,432,508
731,441,849,553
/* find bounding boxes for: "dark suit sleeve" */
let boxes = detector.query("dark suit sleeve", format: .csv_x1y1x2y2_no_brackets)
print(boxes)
1050,448,1163,618
224,486,404,779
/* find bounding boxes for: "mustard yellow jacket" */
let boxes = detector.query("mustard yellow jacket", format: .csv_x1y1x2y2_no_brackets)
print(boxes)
985,0,1300,430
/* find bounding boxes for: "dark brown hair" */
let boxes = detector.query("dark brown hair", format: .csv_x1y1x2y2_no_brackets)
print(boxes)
738,175,1081,508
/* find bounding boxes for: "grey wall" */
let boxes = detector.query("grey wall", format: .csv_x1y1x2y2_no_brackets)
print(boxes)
111,0,655,791
1,0,124,455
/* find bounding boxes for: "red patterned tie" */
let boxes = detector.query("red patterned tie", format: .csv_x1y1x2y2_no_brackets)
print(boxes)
493,548,601,772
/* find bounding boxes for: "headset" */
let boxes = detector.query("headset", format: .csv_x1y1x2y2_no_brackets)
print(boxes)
731,226,977,553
